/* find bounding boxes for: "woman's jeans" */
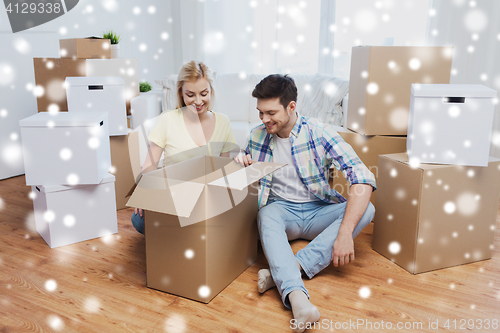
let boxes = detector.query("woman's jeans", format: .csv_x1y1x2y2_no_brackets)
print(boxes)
131,211,145,235
257,198,375,308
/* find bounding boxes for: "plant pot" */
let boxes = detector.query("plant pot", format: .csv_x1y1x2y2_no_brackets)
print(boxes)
110,44,120,58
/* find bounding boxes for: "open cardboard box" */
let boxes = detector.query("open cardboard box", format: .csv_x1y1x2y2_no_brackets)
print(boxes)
127,152,284,303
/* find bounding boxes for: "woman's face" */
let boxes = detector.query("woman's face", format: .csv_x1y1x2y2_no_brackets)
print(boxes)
182,78,211,114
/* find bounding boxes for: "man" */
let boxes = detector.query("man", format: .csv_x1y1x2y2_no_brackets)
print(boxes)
235,74,376,333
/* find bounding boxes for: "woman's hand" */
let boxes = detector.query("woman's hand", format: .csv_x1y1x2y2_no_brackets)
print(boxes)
134,208,143,217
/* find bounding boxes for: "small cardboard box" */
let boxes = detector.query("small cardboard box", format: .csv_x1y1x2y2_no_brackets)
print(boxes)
109,134,137,210
329,130,407,207
86,59,140,115
33,58,87,112
59,37,111,59
347,46,453,136
127,155,284,303
19,112,111,186
372,153,500,274
32,173,117,248
66,76,128,136
407,84,497,167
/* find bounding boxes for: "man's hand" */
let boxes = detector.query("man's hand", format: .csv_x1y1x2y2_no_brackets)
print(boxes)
332,231,355,267
234,152,253,167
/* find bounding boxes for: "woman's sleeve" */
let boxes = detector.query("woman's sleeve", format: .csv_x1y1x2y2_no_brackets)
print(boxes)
220,116,238,154
147,113,168,149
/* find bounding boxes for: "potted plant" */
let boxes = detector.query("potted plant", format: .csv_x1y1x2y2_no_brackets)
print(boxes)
140,81,152,93
103,30,120,58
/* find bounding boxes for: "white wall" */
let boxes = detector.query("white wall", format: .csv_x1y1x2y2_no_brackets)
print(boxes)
426,0,500,158
0,0,175,180
333,0,431,79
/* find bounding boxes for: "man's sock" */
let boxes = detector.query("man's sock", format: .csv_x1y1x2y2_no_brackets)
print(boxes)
258,261,304,294
288,290,320,333
258,269,276,293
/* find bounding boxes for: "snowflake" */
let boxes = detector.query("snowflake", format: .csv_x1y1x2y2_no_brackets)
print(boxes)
359,286,371,299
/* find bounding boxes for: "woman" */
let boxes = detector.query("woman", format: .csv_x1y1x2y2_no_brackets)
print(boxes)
131,61,237,234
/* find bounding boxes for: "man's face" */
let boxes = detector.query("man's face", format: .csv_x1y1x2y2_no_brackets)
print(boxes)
257,97,295,137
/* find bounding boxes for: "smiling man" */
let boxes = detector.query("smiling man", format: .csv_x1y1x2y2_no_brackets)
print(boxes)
236,74,376,332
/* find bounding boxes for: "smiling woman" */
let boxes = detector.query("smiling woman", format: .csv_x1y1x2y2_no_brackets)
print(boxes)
131,61,238,234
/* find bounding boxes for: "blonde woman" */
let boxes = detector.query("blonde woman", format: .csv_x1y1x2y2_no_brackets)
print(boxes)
131,61,237,234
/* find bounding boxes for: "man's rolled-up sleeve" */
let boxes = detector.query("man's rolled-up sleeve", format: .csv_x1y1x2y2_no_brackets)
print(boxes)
323,129,377,191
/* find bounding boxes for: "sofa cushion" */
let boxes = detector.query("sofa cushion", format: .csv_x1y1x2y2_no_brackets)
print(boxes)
229,121,251,151
155,74,178,111
299,74,348,126
214,74,251,122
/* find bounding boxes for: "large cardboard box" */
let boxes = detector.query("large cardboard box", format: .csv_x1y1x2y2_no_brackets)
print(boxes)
347,46,453,136
33,58,87,112
329,130,407,207
66,76,128,136
127,156,284,303
59,37,111,59
110,134,136,210
372,153,500,274
31,173,117,248
19,112,111,186
407,84,497,167
86,59,140,115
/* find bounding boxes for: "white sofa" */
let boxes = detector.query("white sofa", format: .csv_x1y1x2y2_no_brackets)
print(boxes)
131,73,349,153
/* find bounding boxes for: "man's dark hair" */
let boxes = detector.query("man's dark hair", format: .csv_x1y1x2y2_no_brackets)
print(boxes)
252,74,298,109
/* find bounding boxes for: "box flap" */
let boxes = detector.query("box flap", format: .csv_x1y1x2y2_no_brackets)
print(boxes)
126,170,205,217
65,76,125,87
19,111,108,127
167,179,205,218
37,173,115,193
412,84,497,98
208,161,286,190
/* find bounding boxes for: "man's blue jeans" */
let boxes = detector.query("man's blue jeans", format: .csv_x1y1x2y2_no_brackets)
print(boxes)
257,197,375,308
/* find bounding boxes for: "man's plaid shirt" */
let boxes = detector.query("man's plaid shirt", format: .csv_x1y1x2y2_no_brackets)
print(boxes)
244,114,377,209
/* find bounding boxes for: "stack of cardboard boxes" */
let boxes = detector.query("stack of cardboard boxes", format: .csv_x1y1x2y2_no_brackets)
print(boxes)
330,46,454,207
372,82,500,274
20,111,117,248
32,37,139,210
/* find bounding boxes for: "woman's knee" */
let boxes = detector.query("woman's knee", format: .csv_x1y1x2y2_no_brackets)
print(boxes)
131,212,145,235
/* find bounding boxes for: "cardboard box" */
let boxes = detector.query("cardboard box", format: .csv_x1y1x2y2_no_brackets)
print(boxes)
19,112,111,186
372,153,500,274
347,46,453,136
110,134,137,210
86,59,140,115
407,84,497,167
127,155,284,303
32,173,117,248
59,37,111,59
66,76,128,136
329,130,407,207
33,58,87,112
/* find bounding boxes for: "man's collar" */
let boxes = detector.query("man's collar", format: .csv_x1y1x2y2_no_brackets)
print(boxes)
289,112,302,138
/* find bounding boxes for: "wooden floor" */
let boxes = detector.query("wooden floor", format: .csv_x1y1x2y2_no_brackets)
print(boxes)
1,175,499,333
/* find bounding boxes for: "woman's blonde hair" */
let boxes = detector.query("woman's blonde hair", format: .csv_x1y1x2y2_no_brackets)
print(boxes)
176,61,215,110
